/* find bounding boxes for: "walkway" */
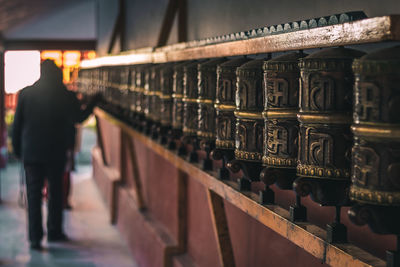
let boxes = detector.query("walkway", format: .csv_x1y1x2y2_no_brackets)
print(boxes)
0,127,138,267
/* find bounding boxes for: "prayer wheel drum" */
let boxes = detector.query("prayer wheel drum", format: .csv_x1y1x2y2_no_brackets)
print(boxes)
260,52,305,190
260,52,307,213
213,57,251,179
294,47,365,243
197,58,228,170
349,45,400,236
159,63,174,143
230,58,265,190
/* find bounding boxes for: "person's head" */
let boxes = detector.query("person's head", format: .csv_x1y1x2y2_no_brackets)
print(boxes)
40,59,63,83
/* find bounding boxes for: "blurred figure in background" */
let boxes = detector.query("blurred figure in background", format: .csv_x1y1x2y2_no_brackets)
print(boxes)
12,59,100,250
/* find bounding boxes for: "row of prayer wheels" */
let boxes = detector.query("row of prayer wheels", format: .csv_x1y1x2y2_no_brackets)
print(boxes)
78,45,400,266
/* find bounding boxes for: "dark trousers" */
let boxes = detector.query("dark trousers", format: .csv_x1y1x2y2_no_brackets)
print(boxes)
24,161,65,243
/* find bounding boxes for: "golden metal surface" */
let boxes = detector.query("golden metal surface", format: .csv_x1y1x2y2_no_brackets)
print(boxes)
172,93,184,99
196,99,214,104
234,149,263,161
214,104,236,111
215,140,235,149
298,113,352,124
182,97,197,103
350,186,400,206
297,164,350,179
264,109,297,119
352,124,400,139
234,111,263,119
262,156,296,167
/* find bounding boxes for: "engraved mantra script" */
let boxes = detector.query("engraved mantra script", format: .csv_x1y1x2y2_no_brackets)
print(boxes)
353,146,379,186
305,128,333,166
268,78,289,107
357,82,380,121
267,126,288,155
309,75,335,110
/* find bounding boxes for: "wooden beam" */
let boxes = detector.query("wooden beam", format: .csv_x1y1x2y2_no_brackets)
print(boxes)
94,107,386,267
81,15,400,68
157,0,180,47
207,189,235,267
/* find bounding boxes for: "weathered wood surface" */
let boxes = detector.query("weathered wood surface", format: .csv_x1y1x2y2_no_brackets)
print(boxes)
94,107,386,267
82,15,400,68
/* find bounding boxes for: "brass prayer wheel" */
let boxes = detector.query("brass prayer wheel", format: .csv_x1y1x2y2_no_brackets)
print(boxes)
182,60,203,162
213,57,251,179
127,65,137,125
231,58,265,190
295,47,365,243
197,58,228,170
169,61,192,151
159,63,174,143
348,46,400,238
133,64,149,131
119,65,131,120
260,52,307,213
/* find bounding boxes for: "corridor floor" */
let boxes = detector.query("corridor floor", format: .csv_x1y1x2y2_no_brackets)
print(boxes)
0,128,138,267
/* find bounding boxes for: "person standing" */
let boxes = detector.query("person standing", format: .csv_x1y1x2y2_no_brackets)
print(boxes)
12,59,99,250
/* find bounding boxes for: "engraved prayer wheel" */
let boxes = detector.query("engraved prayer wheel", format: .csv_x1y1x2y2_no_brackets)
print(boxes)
182,60,203,162
159,63,174,144
137,64,151,132
260,52,307,215
213,57,251,179
197,58,228,170
169,61,191,151
128,65,137,125
348,47,400,266
295,47,365,243
150,64,163,139
119,65,131,121
143,64,159,135
231,58,265,190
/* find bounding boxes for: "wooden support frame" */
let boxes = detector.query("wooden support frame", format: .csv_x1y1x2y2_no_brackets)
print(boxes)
94,115,108,166
157,0,188,47
94,107,385,267
124,132,146,211
108,0,126,53
207,189,236,267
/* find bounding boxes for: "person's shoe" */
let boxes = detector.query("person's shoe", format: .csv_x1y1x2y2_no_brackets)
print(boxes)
30,241,43,251
47,233,69,242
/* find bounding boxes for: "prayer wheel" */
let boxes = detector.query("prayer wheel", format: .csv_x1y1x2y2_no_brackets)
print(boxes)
159,63,174,144
212,57,251,179
168,61,192,151
230,58,265,191
259,52,307,218
348,45,400,266
197,58,228,170
294,47,365,243
128,66,139,128
182,60,203,162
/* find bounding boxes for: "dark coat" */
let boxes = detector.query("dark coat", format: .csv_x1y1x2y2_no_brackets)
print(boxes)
12,78,95,163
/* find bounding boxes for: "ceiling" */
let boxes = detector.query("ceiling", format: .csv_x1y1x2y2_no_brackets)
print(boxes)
0,0,96,50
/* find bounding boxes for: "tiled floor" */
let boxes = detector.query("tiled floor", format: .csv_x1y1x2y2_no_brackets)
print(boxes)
0,128,138,267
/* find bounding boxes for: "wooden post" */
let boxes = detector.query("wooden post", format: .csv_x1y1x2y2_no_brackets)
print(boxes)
94,115,108,166
176,170,188,251
207,189,235,267
125,132,146,211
